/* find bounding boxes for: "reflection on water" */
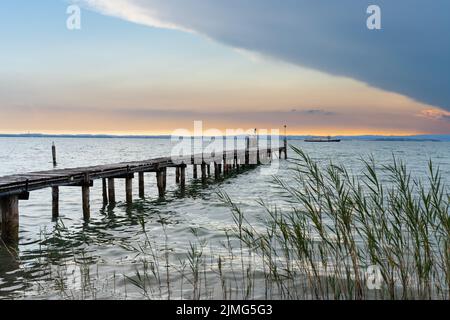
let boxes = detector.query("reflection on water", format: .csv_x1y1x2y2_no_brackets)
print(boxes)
0,138,449,299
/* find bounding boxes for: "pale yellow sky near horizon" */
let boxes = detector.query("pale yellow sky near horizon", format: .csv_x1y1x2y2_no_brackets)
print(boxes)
1,2,450,136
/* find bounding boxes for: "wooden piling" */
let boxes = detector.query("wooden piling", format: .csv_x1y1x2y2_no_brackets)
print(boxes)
163,168,167,190
82,174,90,220
51,142,57,167
180,164,186,189
201,162,207,182
193,164,198,179
207,164,211,177
52,186,59,219
245,136,250,165
176,167,181,184
284,125,288,159
214,162,220,180
138,172,145,198
156,169,166,197
284,139,288,159
102,178,108,206
125,175,133,204
0,195,19,244
108,178,116,204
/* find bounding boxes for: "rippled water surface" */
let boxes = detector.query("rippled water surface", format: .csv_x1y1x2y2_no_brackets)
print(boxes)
0,137,449,299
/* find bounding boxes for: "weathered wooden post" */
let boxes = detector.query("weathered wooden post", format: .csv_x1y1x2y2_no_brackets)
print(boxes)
201,162,207,183
82,173,90,221
125,172,133,204
233,137,239,170
138,172,145,198
223,151,228,175
180,163,186,189
52,142,57,167
256,129,261,165
267,135,272,161
108,178,116,204
176,167,181,184
214,162,220,180
0,195,19,244
163,168,167,190
156,169,166,197
102,178,108,206
207,164,211,177
245,136,250,165
52,186,59,219
284,125,288,159
193,164,198,179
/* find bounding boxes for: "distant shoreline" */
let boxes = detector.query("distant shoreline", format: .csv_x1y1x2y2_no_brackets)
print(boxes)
0,133,449,142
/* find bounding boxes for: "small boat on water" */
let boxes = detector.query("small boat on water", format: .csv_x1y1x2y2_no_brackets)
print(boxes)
304,136,341,143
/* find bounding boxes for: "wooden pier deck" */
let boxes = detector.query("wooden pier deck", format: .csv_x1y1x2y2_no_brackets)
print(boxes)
0,142,287,245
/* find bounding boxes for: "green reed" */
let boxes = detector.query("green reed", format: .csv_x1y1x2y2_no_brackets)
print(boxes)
218,146,449,300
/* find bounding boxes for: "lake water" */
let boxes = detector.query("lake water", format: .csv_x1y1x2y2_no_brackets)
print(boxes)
0,137,449,299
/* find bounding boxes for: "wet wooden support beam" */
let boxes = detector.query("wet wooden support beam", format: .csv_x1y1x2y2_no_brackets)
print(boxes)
156,169,166,197
245,137,250,165
138,172,145,198
107,178,116,204
102,178,108,206
0,195,19,244
201,162,207,183
125,175,133,204
207,164,211,177
163,168,167,190
52,186,59,219
193,164,198,179
284,139,288,159
176,167,181,184
82,174,90,221
215,162,222,180
180,164,186,189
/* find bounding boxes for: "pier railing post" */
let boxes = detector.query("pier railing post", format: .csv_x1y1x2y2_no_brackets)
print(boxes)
52,186,59,219
1,195,19,245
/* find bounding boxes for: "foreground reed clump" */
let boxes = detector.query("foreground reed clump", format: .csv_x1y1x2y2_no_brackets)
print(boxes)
218,146,449,300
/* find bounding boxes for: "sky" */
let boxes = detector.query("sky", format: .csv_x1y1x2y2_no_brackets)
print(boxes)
0,0,449,135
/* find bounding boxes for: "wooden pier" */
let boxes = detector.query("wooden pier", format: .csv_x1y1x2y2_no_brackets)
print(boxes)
0,139,287,245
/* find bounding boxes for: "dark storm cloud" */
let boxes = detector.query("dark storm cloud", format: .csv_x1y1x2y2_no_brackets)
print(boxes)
84,0,450,110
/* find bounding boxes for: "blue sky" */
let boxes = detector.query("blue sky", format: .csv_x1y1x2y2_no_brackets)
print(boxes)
0,0,449,135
